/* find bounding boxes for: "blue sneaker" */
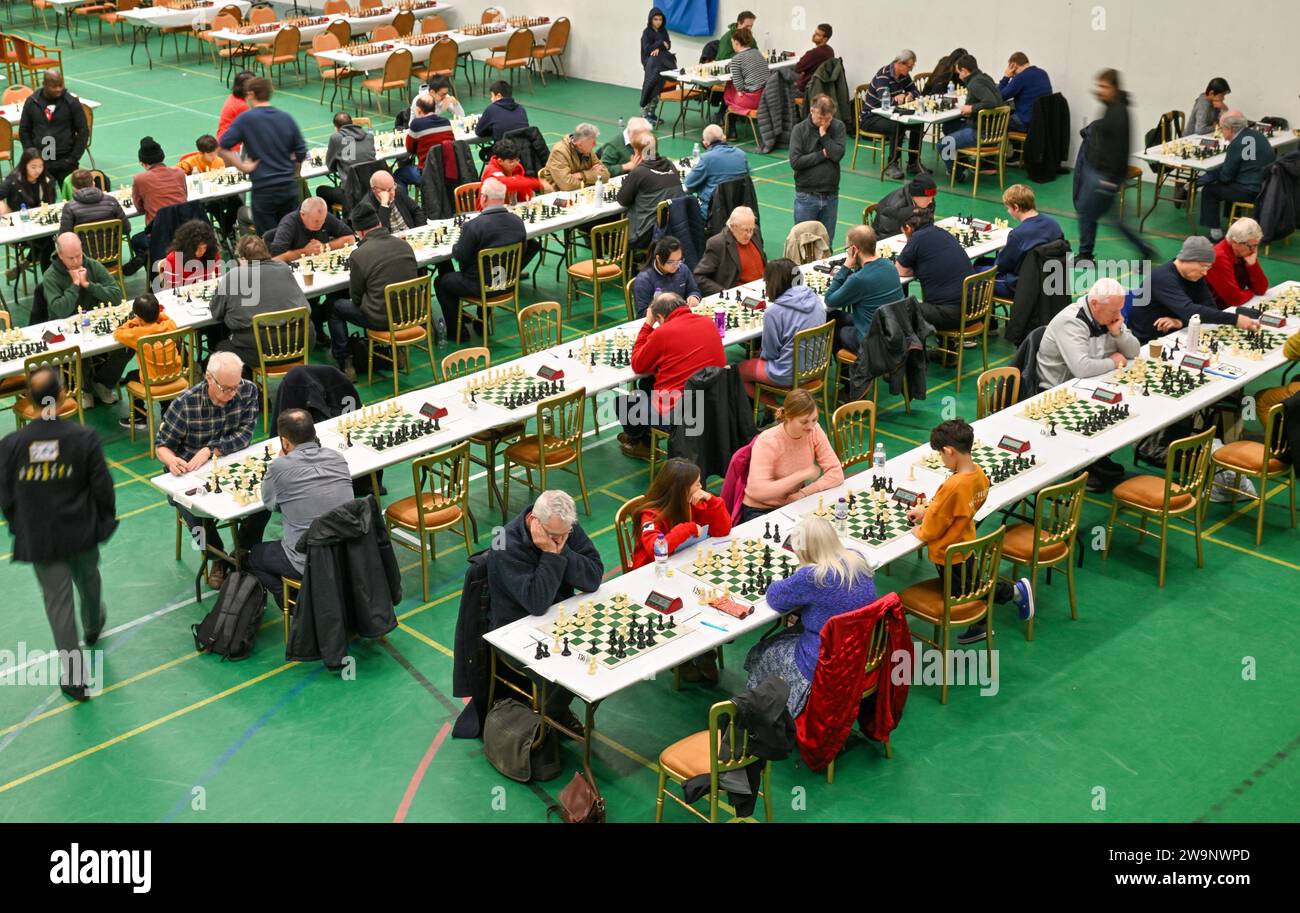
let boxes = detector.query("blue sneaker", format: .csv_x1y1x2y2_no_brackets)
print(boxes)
956,624,986,644
1012,577,1035,621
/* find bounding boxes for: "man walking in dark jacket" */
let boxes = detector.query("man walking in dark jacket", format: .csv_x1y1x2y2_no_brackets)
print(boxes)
789,95,846,246
435,178,535,340
328,202,420,380
486,490,603,730
0,369,117,700
1198,111,1276,239
18,70,88,184
1075,69,1154,266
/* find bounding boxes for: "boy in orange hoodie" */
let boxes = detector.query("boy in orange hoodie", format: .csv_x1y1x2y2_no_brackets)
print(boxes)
908,418,1033,644
112,292,179,431
178,134,239,236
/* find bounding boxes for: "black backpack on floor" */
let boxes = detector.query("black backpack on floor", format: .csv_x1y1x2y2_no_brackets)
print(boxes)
192,571,267,661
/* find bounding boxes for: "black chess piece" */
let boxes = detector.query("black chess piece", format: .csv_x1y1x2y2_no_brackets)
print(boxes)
764,521,771,540
535,640,547,660
561,637,571,656
773,524,780,542
667,613,675,629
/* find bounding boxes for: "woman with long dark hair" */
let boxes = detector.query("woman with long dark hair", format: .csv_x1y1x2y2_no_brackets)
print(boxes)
632,458,731,568
639,7,678,124
0,148,60,275
926,46,968,95
156,218,222,290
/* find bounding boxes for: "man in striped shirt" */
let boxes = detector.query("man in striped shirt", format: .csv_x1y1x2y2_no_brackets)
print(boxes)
860,49,926,180
156,351,266,589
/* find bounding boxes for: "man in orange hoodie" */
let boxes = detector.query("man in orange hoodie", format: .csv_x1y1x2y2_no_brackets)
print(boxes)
479,138,542,204
112,292,178,431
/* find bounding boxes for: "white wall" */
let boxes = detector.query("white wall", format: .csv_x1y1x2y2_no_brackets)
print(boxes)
502,0,1300,165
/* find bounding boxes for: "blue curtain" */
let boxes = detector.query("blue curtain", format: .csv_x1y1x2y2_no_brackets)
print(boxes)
658,0,717,37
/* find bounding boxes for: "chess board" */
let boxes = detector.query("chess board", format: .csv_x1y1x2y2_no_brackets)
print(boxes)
1109,358,1213,399
173,279,221,308
1160,140,1221,160
568,331,633,368
803,270,832,295
205,447,276,506
683,537,798,601
921,441,1039,482
510,200,571,225
810,491,916,546
692,296,765,331
940,217,999,249
69,304,132,337
536,596,692,669
0,335,47,362
1259,287,1300,318
403,224,461,254
462,368,566,410
1022,394,1132,438
1198,325,1287,356
339,405,442,451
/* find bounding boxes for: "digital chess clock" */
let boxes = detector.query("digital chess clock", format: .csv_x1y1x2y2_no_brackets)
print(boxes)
42,330,65,344
418,403,449,421
741,296,767,310
1260,313,1287,329
892,487,923,507
644,590,683,614
1091,387,1124,405
537,365,565,381
997,435,1031,455
1180,354,1210,372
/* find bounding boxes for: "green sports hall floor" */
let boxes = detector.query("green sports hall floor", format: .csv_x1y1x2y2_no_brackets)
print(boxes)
1,14,1297,824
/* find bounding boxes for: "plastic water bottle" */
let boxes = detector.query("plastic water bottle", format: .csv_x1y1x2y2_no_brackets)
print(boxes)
948,81,956,95
654,534,668,576
691,142,701,165
763,30,772,54
834,497,848,534
1187,313,1202,352
714,307,726,337
873,442,887,470
618,115,625,131
593,175,605,205
434,319,448,347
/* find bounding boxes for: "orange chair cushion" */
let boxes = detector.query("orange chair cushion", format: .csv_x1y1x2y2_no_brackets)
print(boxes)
1113,475,1194,512
567,259,623,280
1001,522,1069,564
899,579,989,624
368,325,426,343
126,377,189,399
14,395,78,420
1214,441,1286,475
1007,131,1027,141
505,435,576,466
257,360,304,378
835,349,857,365
386,492,462,529
659,730,713,779
758,378,823,407
0,376,27,395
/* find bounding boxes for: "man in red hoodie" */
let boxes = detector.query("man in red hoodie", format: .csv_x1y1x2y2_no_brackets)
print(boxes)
1206,216,1269,309
618,291,726,459
479,137,542,204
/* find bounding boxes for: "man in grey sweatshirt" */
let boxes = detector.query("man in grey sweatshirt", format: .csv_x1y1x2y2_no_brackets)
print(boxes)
1036,277,1139,390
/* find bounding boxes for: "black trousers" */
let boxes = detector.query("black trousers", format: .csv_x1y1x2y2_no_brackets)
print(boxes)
1198,180,1258,230
248,540,298,608
934,559,1013,605
174,501,273,568
918,298,962,332
860,112,924,163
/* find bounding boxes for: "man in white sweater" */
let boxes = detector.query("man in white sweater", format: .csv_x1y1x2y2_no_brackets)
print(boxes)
1036,277,1139,391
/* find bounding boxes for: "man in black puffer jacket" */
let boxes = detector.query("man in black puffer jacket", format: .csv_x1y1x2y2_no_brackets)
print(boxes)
18,71,88,184
58,169,131,235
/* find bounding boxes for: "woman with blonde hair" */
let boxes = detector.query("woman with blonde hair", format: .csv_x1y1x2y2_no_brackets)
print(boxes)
744,515,877,715
740,388,843,522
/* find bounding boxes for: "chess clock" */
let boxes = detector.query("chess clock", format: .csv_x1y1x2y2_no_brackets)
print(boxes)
1091,387,1124,405
644,590,682,614
1180,354,1210,372
42,330,64,344
892,487,923,507
1260,312,1287,329
1199,138,1220,150
418,403,449,420
741,296,766,310
536,365,565,381
996,435,1031,455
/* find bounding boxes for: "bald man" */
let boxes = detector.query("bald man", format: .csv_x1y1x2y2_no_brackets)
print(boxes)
362,169,426,233
19,70,88,184
684,122,750,217
599,116,652,176
270,197,355,262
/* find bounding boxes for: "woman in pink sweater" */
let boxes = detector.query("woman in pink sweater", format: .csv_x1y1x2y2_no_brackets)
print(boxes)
740,389,844,523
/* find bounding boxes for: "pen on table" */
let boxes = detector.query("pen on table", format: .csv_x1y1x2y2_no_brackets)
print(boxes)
700,619,729,633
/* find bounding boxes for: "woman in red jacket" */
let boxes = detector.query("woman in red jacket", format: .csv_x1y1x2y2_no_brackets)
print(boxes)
632,458,732,568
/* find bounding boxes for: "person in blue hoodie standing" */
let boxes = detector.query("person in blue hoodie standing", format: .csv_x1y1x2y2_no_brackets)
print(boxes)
639,7,677,124
631,236,702,318
475,81,530,142
684,123,751,218
739,258,827,396
998,52,1053,134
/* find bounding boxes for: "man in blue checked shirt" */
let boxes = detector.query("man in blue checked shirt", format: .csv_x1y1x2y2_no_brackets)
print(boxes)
155,350,267,590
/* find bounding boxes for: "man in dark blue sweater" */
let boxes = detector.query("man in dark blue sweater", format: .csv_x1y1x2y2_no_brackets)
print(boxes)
994,184,1064,297
998,52,1052,133
486,490,603,728
631,236,702,318
217,77,307,235
896,208,973,330
1128,236,1261,342
475,81,529,142
434,178,537,341
1198,111,1276,238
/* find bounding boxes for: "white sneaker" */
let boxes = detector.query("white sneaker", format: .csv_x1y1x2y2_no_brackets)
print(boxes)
92,382,119,405
79,390,95,410
963,339,979,348
1210,470,1257,503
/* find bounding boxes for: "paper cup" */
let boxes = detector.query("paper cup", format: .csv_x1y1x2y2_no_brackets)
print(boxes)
1148,341,1163,359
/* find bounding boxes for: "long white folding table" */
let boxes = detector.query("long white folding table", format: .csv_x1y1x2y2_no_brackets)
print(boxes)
117,1,253,69
1,97,102,129
314,19,552,73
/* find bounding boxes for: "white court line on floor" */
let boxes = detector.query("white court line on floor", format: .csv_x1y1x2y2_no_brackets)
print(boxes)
67,76,216,121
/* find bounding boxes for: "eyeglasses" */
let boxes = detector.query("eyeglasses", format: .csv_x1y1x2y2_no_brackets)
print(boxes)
207,373,239,395
663,257,683,267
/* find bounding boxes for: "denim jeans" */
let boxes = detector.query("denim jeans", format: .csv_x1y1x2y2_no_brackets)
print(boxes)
394,163,422,192
944,126,978,172
793,191,839,248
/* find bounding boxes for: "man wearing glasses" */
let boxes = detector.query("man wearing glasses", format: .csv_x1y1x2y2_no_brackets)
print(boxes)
155,350,266,590
486,490,603,734
1206,217,1270,309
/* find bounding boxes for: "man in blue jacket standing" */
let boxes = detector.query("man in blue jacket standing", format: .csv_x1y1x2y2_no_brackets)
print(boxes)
684,123,750,218
1198,111,1275,240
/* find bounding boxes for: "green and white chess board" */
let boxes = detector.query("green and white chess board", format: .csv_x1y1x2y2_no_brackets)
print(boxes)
537,595,693,669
